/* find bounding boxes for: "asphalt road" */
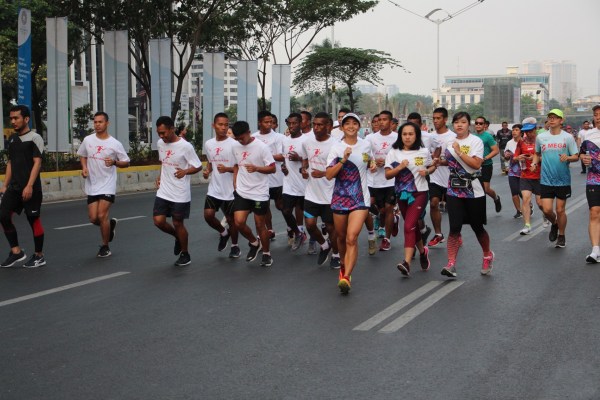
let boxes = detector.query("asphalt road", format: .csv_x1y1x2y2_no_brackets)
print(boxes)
1,163,599,400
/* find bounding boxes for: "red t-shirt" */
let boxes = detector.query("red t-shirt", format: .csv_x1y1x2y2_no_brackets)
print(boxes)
514,140,540,180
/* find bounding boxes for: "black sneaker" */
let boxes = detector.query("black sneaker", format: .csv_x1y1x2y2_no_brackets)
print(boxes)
555,235,566,248
109,218,118,242
175,251,191,266
174,239,181,256
246,241,262,262
24,254,46,268
494,195,502,213
268,230,276,241
329,257,341,269
513,211,523,219
397,260,410,277
1,250,27,267
229,245,241,258
549,223,559,242
97,245,111,258
321,223,328,237
218,230,230,252
260,253,273,267
317,243,332,266
422,226,432,246
530,204,535,217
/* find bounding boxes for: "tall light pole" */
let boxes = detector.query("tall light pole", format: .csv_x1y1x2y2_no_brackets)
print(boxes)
388,0,485,105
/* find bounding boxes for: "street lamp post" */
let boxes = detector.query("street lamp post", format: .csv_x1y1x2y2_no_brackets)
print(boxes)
387,0,485,105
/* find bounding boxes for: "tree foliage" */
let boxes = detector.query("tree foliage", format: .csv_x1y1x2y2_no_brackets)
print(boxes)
294,46,405,111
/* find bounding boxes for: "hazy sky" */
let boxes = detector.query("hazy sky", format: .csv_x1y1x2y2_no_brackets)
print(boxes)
305,0,599,98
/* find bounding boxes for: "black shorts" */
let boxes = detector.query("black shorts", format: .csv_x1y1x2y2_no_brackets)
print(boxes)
332,206,369,216
0,187,43,217
303,199,333,224
520,178,540,195
368,186,396,208
479,164,493,183
446,195,487,228
87,194,116,205
540,184,571,200
428,182,447,200
153,197,191,220
508,176,521,197
269,186,283,201
586,185,600,208
282,194,304,211
233,192,269,216
204,195,234,215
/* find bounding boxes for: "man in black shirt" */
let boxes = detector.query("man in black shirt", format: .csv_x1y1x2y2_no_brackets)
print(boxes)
496,121,512,174
0,105,46,268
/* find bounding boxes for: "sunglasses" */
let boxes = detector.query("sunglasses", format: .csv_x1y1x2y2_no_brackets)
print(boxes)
474,122,485,125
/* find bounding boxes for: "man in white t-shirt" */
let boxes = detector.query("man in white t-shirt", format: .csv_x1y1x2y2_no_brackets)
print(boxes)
78,112,130,258
203,112,240,258
153,116,202,267
232,121,277,267
330,108,350,141
578,120,592,174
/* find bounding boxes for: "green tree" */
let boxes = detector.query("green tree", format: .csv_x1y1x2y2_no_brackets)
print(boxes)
455,101,484,119
547,98,561,110
520,94,538,117
294,46,405,111
73,103,94,141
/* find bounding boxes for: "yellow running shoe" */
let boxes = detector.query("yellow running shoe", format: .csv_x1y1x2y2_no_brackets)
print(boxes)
338,273,352,294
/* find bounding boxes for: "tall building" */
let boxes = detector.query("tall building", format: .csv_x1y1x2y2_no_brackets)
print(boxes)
522,60,577,103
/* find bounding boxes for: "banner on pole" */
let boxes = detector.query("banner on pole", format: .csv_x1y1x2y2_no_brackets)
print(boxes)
150,38,172,149
237,60,258,131
17,8,32,111
202,53,224,144
46,17,69,152
271,64,291,128
104,30,130,151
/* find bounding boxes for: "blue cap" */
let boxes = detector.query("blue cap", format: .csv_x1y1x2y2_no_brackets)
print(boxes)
521,123,536,131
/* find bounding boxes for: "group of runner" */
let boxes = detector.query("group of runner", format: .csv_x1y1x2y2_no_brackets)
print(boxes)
2,104,600,295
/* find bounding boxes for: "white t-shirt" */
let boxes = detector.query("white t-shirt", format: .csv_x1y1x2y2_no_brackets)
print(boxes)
77,134,130,196
252,130,284,188
445,134,485,199
421,130,440,155
204,137,236,201
282,134,307,196
233,138,275,202
157,138,202,203
326,138,373,211
384,148,432,193
429,130,457,188
578,129,590,142
330,128,344,141
366,131,398,188
303,135,335,204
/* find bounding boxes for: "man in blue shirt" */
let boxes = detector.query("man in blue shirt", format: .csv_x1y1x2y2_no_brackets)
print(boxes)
532,109,579,248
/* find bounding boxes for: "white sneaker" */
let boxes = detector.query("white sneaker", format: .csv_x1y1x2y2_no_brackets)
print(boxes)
542,217,550,228
586,253,600,264
519,226,531,235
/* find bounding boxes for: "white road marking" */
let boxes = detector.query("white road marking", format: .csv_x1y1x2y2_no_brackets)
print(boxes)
353,281,444,331
379,280,464,333
517,197,588,241
0,272,130,308
54,216,146,230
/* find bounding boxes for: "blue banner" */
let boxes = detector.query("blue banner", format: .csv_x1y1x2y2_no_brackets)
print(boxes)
17,8,32,111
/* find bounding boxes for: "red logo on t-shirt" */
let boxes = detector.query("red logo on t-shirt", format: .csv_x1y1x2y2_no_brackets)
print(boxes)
288,145,295,152
241,151,250,161
95,146,105,155
215,147,223,156
381,142,390,150
164,150,174,161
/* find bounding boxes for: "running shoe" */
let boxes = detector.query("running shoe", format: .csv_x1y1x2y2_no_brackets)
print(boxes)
329,256,341,270
542,216,551,228
109,218,118,242
520,226,531,235
338,272,351,294
439,201,446,213
229,246,241,259
307,240,318,255
530,204,535,217
428,234,445,248
481,251,495,275
392,215,400,237
0,251,26,268
494,195,502,213
291,232,307,251
585,253,600,264
175,252,191,266
419,246,430,271
397,260,410,277
246,241,262,262
260,253,273,267
549,223,559,242
218,230,231,252
317,242,332,266
441,261,457,278
174,239,181,256
321,223,328,237
368,239,377,255
220,215,228,229
555,235,566,248
377,227,386,239
268,230,276,241
373,215,380,230
422,226,432,246
379,238,391,251
97,245,111,258
513,211,523,219
23,254,46,268
287,230,295,246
